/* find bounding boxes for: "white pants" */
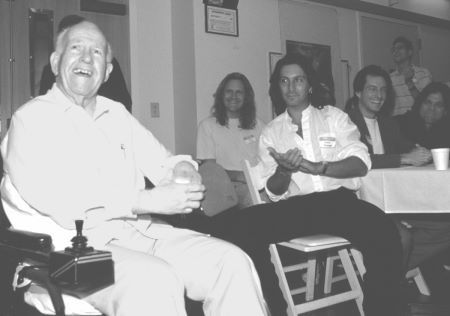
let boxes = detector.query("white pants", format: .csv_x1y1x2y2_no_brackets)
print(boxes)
84,221,268,316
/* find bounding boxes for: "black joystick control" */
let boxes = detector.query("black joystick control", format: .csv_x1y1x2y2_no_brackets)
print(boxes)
50,220,115,291
65,220,93,253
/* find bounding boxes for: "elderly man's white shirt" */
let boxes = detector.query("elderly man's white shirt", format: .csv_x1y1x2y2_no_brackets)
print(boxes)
1,85,195,250
259,105,371,201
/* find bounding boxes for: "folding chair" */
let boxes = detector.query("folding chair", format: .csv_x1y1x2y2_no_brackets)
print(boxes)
242,159,365,316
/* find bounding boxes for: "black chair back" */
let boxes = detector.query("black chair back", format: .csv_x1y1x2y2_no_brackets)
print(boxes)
0,153,10,228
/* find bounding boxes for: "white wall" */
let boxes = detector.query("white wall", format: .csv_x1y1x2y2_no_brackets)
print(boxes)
129,0,176,151
193,0,281,126
128,0,450,154
130,0,280,153
364,0,450,20
421,25,450,82
172,0,197,156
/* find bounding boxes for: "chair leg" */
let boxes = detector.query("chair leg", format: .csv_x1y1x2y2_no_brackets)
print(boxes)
305,255,317,301
338,249,365,316
324,253,334,294
350,248,366,278
269,244,296,316
406,267,431,296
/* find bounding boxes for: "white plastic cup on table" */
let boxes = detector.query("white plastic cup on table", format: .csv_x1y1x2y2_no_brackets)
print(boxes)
431,148,450,170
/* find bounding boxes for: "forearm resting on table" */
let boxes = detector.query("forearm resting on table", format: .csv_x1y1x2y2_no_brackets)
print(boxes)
324,156,367,178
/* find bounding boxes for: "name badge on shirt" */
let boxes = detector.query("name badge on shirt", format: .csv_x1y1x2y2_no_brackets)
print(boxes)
243,135,257,144
318,135,336,148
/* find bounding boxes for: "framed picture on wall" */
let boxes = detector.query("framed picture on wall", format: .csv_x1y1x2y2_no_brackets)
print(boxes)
286,40,335,105
269,52,283,76
204,0,224,6
203,0,239,9
205,5,238,37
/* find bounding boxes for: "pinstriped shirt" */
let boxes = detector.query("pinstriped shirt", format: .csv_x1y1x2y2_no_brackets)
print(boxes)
390,65,432,116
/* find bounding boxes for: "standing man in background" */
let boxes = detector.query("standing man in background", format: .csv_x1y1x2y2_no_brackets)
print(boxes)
390,36,432,116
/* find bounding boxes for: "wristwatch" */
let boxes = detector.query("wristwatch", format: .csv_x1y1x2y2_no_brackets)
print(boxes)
318,161,329,175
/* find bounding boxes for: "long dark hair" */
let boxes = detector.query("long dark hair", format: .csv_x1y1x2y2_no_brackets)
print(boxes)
211,72,256,129
345,65,395,117
269,53,327,115
411,82,450,121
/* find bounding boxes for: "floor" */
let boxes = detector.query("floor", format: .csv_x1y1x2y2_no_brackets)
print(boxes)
186,249,450,316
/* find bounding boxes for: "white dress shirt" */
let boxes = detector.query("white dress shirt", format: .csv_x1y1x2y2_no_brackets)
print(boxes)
259,105,371,201
1,85,195,250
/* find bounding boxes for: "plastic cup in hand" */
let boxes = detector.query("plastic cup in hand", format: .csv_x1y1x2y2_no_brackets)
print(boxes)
173,161,202,184
431,148,450,170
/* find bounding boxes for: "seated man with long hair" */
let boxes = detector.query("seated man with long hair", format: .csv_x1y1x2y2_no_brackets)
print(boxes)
197,72,265,209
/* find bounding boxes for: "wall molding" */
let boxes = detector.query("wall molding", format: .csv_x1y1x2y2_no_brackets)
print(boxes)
308,0,450,30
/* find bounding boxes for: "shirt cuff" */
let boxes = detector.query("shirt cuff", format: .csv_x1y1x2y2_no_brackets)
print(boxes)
264,183,290,202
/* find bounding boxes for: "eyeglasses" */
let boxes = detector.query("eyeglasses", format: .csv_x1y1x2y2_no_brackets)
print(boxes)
392,44,407,53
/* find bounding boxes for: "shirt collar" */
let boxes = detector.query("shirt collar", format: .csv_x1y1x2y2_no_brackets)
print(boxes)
282,104,312,132
47,84,110,119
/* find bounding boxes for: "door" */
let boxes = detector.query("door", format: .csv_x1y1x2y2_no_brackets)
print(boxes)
1,0,55,139
421,25,450,82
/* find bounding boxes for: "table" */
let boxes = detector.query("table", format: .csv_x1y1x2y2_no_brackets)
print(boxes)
358,165,450,214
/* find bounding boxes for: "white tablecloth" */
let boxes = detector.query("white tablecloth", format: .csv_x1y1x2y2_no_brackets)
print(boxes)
358,165,450,213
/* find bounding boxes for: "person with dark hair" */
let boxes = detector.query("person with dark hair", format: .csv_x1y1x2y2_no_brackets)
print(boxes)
197,72,265,208
346,64,431,168
390,36,432,116
397,81,450,149
269,54,330,115
214,54,405,316
345,66,450,274
393,82,450,275
39,14,132,112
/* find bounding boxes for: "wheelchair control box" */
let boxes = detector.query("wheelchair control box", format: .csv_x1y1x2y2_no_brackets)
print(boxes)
48,220,114,297
49,248,114,296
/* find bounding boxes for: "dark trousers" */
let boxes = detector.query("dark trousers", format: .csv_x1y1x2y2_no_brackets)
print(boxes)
210,188,405,316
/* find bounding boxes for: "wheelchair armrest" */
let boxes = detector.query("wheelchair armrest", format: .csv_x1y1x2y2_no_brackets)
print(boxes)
0,228,52,262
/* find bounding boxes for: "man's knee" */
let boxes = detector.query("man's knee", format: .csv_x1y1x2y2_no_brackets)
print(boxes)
220,242,257,275
89,256,186,316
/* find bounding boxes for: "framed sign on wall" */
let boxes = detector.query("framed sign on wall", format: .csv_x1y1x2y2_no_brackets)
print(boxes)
205,5,238,37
